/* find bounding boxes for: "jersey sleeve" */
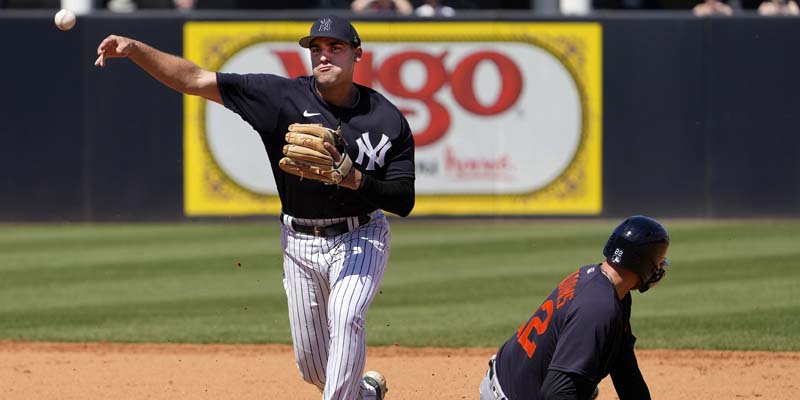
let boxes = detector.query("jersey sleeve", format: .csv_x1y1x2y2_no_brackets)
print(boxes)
541,369,598,400
547,285,624,382
383,114,415,180
216,72,286,133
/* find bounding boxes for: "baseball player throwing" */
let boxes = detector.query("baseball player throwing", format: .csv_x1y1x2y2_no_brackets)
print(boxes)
95,14,415,400
480,215,670,400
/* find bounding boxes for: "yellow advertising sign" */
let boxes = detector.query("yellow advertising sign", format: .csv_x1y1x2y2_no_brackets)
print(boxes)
184,21,602,216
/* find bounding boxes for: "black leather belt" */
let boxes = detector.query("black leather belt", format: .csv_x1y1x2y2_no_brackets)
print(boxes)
283,214,371,237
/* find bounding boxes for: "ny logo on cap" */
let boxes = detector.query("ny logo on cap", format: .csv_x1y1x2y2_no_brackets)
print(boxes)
318,18,332,32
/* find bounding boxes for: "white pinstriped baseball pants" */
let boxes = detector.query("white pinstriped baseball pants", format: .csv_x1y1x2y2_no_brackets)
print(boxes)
281,210,389,400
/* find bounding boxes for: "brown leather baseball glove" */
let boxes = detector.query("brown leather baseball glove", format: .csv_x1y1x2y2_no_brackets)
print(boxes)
278,123,353,185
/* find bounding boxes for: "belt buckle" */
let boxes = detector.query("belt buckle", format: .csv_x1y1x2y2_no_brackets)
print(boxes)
312,225,325,237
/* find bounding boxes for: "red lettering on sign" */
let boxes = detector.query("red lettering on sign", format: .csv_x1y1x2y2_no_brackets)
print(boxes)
450,51,523,115
445,147,511,178
354,51,374,86
273,51,308,78
377,51,450,146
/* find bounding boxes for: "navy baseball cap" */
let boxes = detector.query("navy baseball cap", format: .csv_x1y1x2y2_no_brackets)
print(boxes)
299,15,361,48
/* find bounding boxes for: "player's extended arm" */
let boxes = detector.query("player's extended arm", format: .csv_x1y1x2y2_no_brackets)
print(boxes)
94,35,222,104
609,340,651,400
541,370,598,400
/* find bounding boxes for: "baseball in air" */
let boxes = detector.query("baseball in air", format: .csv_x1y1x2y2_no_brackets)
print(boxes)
54,9,76,31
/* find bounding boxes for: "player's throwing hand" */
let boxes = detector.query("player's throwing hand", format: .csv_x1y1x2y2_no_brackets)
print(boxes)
94,35,136,67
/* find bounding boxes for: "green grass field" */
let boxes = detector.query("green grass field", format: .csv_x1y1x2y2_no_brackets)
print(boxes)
1,219,798,351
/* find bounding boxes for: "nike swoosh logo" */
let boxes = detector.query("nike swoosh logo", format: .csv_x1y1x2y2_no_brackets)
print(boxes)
303,110,321,117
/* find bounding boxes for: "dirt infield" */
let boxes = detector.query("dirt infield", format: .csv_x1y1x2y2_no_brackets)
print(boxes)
1,341,798,399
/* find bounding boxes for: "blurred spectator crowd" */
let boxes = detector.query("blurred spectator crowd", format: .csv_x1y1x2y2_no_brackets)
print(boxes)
0,0,797,15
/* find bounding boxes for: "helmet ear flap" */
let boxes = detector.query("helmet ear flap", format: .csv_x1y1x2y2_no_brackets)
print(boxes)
639,263,667,293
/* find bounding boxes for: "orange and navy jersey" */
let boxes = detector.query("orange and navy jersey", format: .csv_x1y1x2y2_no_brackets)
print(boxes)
494,264,633,400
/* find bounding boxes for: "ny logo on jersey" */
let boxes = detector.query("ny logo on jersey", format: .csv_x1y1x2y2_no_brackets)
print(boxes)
318,18,332,32
355,132,392,170
612,248,624,264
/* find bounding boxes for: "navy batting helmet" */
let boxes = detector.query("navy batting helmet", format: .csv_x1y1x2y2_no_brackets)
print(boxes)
603,216,670,293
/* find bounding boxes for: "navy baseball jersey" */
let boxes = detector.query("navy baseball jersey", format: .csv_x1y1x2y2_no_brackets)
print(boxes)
494,264,636,400
216,73,415,218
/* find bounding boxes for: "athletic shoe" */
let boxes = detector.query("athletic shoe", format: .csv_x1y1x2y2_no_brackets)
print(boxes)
363,370,388,400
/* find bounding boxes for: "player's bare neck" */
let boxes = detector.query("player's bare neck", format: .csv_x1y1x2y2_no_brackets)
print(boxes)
601,262,633,300
316,81,359,108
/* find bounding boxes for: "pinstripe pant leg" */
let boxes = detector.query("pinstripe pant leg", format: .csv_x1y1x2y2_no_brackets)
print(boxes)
322,215,390,400
282,226,330,392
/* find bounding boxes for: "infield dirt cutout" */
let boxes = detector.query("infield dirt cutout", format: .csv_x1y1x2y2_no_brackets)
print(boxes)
1,341,798,399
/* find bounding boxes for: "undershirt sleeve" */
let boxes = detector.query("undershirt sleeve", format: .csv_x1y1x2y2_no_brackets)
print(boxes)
356,176,415,217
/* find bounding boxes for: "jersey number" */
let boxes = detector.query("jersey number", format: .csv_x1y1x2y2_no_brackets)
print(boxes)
516,299,554,359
